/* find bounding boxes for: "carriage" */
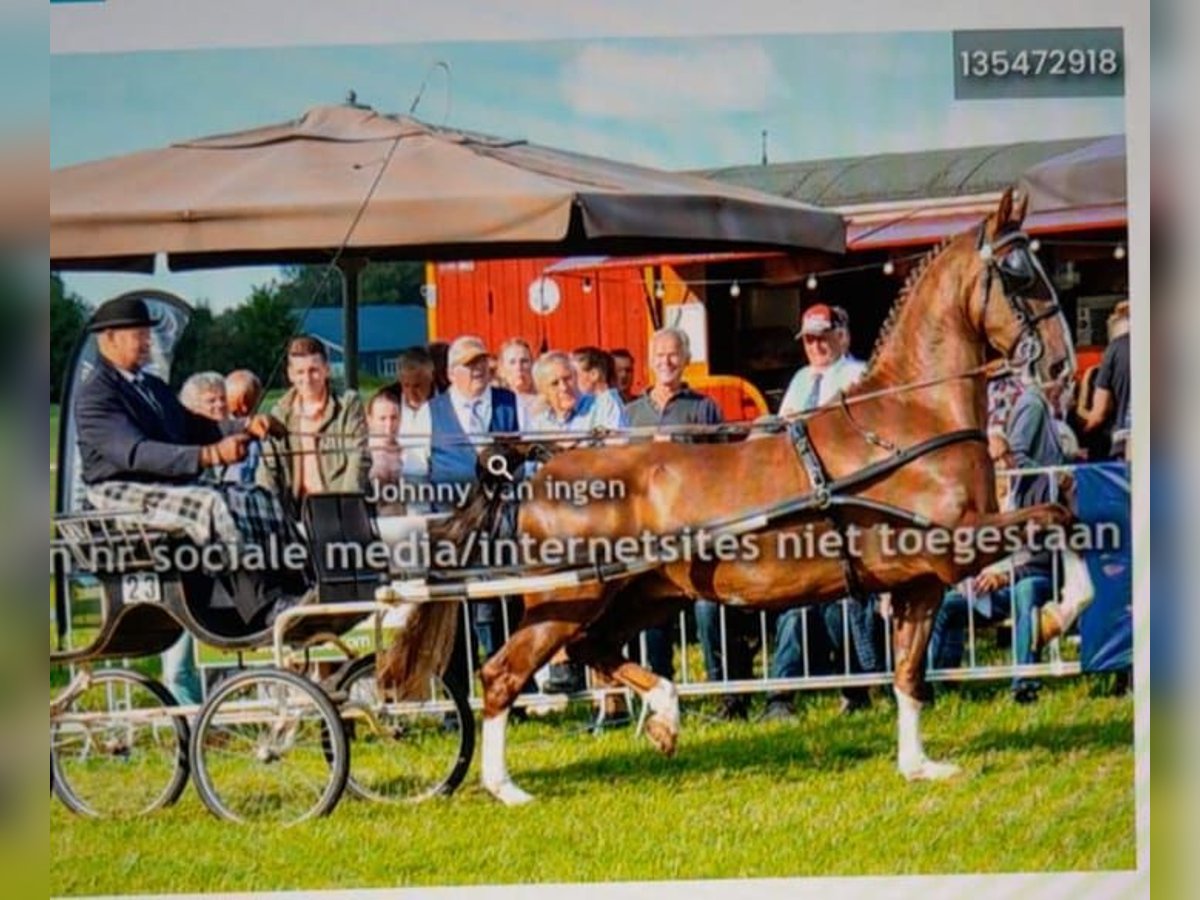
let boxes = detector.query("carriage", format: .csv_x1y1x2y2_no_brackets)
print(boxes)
50,291,475,826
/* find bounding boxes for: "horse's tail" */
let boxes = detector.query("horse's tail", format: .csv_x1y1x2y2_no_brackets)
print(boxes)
375,600,460,700
376,482,513,696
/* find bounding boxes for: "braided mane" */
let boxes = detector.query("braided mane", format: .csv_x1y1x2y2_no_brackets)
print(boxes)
862,233,956,377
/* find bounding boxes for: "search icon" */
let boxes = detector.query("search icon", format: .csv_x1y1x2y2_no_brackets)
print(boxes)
485,454,514,481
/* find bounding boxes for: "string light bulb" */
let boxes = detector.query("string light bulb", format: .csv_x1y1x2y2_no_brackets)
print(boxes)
882,260,895,276
806,274,818,291
1113,244,1126,260
1028,239,1041,253
729,281,741,298
582,277,593,294
654,281,666,300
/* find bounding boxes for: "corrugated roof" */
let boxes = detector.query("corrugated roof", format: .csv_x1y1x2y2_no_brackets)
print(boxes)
697,137,1119,207
300,304,426,354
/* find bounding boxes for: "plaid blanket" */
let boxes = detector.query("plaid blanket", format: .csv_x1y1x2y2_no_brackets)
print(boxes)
86,481,296,549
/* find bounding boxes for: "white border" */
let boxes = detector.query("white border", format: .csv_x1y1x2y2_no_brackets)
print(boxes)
50,2,1151,899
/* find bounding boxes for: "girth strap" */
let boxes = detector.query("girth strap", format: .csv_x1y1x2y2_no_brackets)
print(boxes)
787,421,986,599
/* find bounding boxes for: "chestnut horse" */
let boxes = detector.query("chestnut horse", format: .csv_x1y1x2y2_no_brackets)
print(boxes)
384,188,1094,805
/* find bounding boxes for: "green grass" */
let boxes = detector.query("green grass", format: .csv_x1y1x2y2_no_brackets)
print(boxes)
50,678,1134,895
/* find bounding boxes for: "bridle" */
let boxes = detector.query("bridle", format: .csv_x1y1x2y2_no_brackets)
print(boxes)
976,223,1069,373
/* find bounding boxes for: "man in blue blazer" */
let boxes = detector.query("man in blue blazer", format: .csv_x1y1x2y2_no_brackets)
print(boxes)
429,335,523,690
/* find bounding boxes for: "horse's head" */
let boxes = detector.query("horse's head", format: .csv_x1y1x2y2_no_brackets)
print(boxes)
973,187,1076,382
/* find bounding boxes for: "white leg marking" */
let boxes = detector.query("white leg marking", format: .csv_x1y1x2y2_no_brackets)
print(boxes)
481,710,533,806
644,679,680,732
1058,550,1096,626
894,688,960,782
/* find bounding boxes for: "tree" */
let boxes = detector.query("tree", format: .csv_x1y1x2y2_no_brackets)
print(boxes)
50,275,89,402
275,261,424,309
224,285,299,390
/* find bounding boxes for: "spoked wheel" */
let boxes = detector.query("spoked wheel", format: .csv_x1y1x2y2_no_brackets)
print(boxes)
51,668,189,818
334,655,474,803
190,668,348,825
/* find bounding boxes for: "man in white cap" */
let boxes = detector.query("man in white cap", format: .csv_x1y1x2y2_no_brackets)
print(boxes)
428,335,525,700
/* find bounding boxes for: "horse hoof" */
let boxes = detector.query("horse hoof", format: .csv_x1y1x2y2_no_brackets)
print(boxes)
900,758,961,782
484,779,535,806
644,715,678,757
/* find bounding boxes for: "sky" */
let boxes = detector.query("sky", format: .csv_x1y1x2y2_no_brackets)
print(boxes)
51,32,1126,311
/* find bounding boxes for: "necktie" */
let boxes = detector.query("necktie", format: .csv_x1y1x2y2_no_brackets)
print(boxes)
468,400,486,434
803,373,824,412
132,374,163,417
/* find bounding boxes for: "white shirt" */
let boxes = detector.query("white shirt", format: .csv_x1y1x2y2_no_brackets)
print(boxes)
530,389,627,433
779,355,867,416
397,400,432,478
446,385,532,435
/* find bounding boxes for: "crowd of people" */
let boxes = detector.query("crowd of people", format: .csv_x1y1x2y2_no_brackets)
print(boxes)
72,290,1131,719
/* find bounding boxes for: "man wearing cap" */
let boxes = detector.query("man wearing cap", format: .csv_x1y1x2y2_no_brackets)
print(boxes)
429,335,525,690
75,296,301,625
768,303,879,720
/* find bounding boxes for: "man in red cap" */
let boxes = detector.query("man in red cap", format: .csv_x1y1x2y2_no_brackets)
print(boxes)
767,303,877,720
778,303,866,416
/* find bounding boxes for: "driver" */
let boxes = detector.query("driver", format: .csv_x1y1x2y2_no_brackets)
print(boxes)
75,297,304,624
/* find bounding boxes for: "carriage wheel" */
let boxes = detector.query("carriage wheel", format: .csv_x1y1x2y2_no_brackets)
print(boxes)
334,655,474,803
51,668,189,818
190,668,347,825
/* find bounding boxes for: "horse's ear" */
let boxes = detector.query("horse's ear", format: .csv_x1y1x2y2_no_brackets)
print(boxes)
1011,189,1029,226
992,187,1015,234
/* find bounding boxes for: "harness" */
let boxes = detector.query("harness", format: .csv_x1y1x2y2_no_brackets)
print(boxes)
780,222,1065,600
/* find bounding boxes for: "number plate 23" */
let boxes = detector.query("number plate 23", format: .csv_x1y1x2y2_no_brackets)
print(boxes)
122,573,163,604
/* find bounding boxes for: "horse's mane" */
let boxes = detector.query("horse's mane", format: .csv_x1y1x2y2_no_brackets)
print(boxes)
861,233,957,379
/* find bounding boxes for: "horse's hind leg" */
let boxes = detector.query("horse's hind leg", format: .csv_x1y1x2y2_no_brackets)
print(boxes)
478,590,605,806
890,577,961,782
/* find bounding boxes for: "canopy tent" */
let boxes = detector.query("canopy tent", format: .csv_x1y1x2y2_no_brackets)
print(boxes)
52,104,845,384
1017,134,1126,213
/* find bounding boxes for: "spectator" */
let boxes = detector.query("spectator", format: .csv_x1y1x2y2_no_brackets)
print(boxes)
625,327,751,720
429,336,524,691
768,304,879,720
256,336,369,518
611,348,637,404
931,370,1084,704
393,347,435,494
366,389,404,487
179,371,228,424
526,351,627,703
496,337,541,425
225,369,263,419
427,341,451,394
223,370,264,485
1081,300,1131,460
531,351,627,433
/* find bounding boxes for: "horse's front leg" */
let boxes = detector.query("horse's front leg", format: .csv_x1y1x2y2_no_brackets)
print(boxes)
569,639,680,757
891,578,961,782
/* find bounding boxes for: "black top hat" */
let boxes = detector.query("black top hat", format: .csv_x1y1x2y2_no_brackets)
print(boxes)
88,296,160,333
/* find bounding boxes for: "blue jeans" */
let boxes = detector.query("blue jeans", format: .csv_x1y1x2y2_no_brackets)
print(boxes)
694,600,754,684
161,633,202,707
637,623,676,680
929,575,1053,693
771,598,879,679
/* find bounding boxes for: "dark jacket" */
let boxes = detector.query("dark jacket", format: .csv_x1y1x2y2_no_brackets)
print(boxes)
75,356,224,485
